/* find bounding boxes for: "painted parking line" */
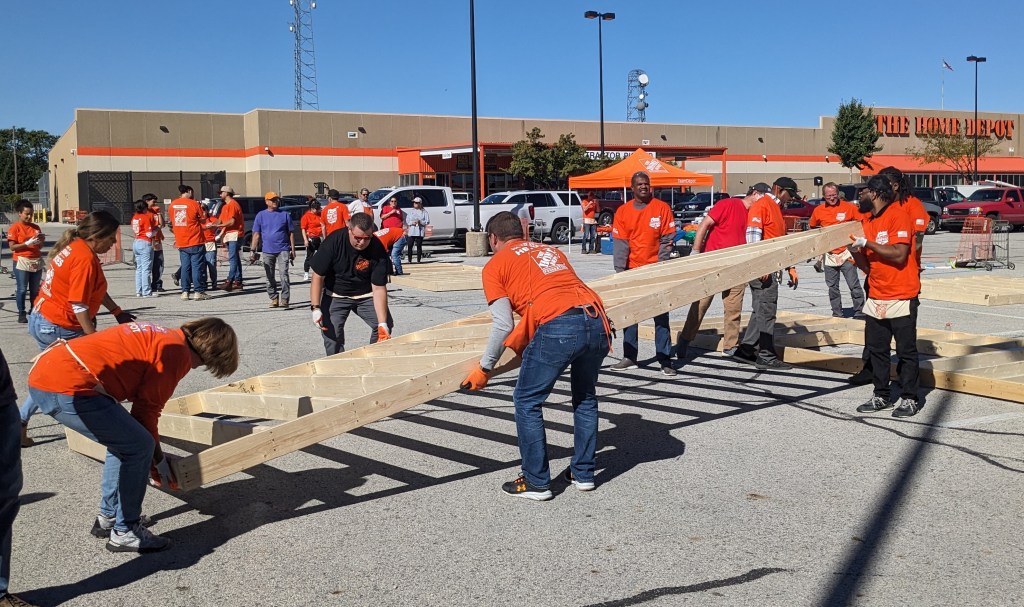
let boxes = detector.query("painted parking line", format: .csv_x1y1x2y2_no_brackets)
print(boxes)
938,412,1024,429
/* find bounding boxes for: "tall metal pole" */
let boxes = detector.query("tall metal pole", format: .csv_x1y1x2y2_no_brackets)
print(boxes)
967,55,986,183
470,0,481,230
597,17,605,157
12,126,18,196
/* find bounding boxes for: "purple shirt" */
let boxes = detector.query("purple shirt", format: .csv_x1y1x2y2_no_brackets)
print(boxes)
253,209,293,254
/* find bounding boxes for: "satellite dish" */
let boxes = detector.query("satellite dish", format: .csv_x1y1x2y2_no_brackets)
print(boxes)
637,73,649,86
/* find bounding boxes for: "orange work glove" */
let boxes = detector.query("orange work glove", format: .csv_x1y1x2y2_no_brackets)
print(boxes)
377,323,391,342
460,366,491,391
787,267,799,289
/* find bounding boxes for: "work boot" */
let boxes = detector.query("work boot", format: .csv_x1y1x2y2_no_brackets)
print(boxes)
106,522,172,553
280,299,289,309
269,298,279,308
219,280,234,292
17,312,27,324
232,281,243,291
20,423,33,448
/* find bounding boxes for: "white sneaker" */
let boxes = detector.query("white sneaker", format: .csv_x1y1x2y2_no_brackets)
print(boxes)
180,292,189,301
106,522,171,553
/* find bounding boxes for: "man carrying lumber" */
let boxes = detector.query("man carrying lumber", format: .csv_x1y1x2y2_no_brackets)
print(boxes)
26,318,239,553
731,177,800,371
309,213,394,355
610,171,678,375
461,211,611,500
848,175,921,418
674,184,761,360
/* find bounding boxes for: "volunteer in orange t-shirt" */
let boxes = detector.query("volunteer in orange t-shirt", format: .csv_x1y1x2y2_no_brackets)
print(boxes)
610,171,677,375
321,189,351,236
143,194,167,292
731,177,800,371
7,199,44,323
808,182,865,317
217,185,245,291
848,175,921,418
373,225,406,276
300,199,324,281
461,211,610,500
200,200,224,292
581,191,599,254
879,166,930,270
131,199,157,298
18,210,135,438
27,318,238,553
168,184,209,300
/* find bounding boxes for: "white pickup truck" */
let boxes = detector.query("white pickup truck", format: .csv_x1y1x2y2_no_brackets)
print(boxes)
482,191,584,244
370,186,533,247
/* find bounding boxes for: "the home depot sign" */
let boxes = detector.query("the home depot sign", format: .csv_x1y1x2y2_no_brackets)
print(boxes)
876,114,1014,139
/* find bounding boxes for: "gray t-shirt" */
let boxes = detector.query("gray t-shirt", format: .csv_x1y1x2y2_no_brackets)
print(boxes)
405,208,430,237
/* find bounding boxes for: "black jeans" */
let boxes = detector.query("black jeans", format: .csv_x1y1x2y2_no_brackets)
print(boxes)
304,236,321,273
151,249,165,291
865,298,920,402
407,236,424,263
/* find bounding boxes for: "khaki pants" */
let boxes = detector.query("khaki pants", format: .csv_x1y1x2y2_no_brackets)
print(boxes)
678,283,747,351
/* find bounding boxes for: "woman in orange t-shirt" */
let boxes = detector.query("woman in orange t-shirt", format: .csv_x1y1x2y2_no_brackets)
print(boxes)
26,317,238,552
131,200,157,297
7,199,45,324
18,211,136,437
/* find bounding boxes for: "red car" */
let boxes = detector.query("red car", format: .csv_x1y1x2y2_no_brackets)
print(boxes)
780,198,817,219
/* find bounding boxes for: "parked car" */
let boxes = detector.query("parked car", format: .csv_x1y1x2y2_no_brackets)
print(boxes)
909,188,948,234
780,198,817,219
673,192,731,226
480,191,582,243
241,204,311,252
942,188,1024,232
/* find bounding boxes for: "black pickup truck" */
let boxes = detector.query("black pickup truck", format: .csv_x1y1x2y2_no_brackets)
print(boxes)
673,192,731,226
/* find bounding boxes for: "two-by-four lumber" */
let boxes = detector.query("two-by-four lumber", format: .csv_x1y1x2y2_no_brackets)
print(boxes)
162,224,858,489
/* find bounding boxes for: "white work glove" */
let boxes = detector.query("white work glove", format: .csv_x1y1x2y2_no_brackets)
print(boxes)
312,308,326,331
849,235,868,251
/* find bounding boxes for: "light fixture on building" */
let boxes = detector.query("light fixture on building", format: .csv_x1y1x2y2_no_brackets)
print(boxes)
159,125,169,133
660,134,667,141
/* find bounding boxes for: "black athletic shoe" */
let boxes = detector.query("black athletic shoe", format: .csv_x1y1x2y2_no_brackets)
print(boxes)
730,348,758,365
755,357,792,371
848,366,872,385
891,398,920,418
660,364,678,377
856,396,894,413
501,475,552,501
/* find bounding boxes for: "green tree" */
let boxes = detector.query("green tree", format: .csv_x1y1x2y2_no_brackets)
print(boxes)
0,127,58,197
827,99,882,171
908,128,999,182
507,128,602,189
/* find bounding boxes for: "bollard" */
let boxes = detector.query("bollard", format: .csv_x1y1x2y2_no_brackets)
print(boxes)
465,231,489,257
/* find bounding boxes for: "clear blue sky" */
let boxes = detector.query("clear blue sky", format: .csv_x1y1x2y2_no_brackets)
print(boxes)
2,0,1021,136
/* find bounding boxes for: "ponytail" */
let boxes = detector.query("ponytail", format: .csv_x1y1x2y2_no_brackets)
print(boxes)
47,228,79,263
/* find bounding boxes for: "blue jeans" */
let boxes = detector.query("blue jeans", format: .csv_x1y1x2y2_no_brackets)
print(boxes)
622,312,672,364
151,248,165,291
581,223,597,252
133,240,153,296
512,310,607,488
29,389,154,532
13,267,41,315
226,240,242,283
0,402,21,595
204,249,217,288
177,245,205,293
19,312,86,424
391,235,407,275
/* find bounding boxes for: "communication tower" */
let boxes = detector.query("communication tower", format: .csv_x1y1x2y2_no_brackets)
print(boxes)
289,0,320,110
626,69,649,122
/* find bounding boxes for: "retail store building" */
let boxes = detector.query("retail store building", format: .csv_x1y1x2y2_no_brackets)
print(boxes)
49,106,1022,218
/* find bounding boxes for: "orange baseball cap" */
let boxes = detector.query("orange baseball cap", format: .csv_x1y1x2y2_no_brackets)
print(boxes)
264,191,279,200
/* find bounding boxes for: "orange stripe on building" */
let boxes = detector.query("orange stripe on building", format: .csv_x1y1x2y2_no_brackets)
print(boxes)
77,146,397,158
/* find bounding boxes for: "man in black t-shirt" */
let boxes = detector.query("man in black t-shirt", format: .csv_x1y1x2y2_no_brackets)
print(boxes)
309,213,394,354
1,347,29,606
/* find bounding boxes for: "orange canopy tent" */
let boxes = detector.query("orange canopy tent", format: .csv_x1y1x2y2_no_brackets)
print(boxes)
568,148,714,190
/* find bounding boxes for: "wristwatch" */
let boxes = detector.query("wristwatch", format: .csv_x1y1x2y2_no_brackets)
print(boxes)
310,305,320,311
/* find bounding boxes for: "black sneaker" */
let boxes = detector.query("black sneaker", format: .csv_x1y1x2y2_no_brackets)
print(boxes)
660,364,678,376
856,396,894,413
847,366,872,385
610,358,637,370
501,475,552,501
17,312,27,324
563,469,595,491
91,513,154,538
755,357,792,371
892,398,920,418
730,348,758,365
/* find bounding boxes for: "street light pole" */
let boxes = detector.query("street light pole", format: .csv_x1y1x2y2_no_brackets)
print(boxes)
967,55,987,184
470,0,481,230
584,11,615,157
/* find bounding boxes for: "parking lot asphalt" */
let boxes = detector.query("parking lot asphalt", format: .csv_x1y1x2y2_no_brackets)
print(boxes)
2,225,1023,606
